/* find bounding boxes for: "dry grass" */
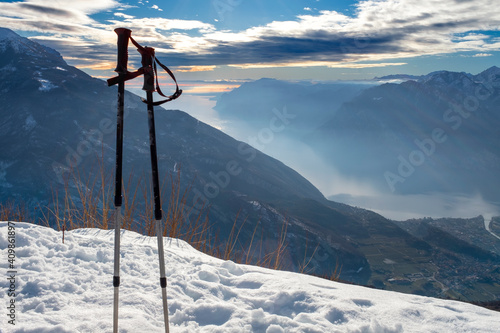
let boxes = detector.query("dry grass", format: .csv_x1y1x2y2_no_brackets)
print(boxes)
0,157,340,280
0,200,30,222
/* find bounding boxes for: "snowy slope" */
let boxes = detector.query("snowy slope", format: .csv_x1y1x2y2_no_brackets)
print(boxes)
1,222,499,333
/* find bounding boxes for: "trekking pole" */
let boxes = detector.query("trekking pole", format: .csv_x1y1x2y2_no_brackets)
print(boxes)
107,29,181,332
111,27,131,333
139,45,170,333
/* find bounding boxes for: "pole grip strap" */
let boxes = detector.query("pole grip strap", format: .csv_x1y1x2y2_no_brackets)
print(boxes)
107,30,182,104
129,36,182,106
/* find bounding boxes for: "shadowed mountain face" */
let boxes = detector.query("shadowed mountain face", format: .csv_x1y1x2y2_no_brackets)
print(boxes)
1,28,499,301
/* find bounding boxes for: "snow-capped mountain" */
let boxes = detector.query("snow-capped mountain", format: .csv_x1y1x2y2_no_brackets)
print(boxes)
1,222,499,333
0,27,62,60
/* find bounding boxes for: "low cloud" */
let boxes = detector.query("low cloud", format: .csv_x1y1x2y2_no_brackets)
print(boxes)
473,53,493,57
176,66,217,72
330,192,500,221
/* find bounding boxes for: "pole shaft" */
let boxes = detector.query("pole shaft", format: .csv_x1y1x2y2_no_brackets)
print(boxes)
114,81,125,207
146,91,169,333
113,208,121,333
113,78,125,333
157,219,169,333
147,91,162,221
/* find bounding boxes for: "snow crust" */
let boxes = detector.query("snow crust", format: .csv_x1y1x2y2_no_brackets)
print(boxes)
1,222,499,332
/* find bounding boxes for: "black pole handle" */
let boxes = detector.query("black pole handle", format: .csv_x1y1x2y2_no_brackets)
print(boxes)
112,28,131,207
114,28,131,74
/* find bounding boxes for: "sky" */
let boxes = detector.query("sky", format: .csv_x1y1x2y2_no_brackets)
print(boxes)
0,0,500,96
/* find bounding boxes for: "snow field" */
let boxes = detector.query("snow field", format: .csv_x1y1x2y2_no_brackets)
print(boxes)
0,222,499,332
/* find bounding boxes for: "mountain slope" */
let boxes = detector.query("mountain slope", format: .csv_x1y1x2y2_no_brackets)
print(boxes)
1,29,499,301
2,222,499,333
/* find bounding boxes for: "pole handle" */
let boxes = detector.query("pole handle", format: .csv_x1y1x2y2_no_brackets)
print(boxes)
139,46,156,92
114,28,132,74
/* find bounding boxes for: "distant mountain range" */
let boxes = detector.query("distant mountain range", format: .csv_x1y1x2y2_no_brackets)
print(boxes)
214,66,500,204
1,28,499,302
214,78,374,138
311,66,500,200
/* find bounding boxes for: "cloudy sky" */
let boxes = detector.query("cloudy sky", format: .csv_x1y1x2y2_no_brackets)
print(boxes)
1,0,500,94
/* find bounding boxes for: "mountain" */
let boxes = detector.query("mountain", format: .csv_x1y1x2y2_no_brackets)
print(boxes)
0,28,368,283
374,74,424,82
213,78,374,138
1,29,499,301
395,216,500,257
309,67,500,201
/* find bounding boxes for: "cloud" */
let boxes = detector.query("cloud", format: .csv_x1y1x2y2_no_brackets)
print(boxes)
176,66,216,72
18,4,78,18
0,0,120,33
228,61,407,69
114,12,135,19
473,53,493,57
0,2,93,27
1,0,500,71
151,5,163,12
145,32,410,67
114,17,215,33
142,1,500,67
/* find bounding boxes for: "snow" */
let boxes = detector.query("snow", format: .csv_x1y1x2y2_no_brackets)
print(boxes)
36,78,58,92
23,115,37,131
0,28,61,59
0,28,35,54
0,28,20,41
1,222,499,333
